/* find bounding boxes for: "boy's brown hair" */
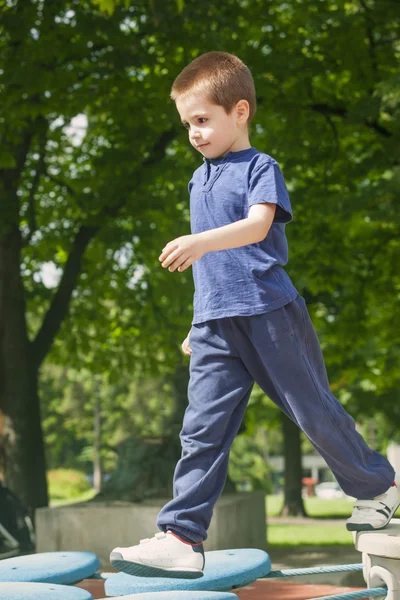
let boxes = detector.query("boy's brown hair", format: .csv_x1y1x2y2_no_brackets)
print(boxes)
170,51,257,124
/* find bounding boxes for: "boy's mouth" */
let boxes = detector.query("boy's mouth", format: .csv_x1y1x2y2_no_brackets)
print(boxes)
197,143,209,149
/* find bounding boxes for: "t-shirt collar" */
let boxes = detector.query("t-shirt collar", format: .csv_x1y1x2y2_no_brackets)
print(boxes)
203,146,255,165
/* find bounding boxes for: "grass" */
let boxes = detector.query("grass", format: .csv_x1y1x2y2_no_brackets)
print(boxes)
48,469,96,506
266,494,353,518
51,488,97,507
266,494,355,546
266,493,400,548
267,523,354,546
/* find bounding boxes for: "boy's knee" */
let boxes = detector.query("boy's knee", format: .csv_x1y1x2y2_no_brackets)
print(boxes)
180,427,223,454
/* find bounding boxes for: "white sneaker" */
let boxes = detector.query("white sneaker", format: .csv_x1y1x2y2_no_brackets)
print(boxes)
346,479,400,531
110,531,205,578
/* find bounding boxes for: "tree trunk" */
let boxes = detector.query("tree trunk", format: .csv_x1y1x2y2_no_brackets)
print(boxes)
93,396,102,494
0,223,48,512
279,412,307,517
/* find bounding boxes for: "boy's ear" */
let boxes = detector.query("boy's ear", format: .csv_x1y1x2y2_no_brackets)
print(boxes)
236,99,250,123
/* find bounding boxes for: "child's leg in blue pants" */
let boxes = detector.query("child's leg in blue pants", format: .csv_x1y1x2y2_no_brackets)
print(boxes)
156,294,395,543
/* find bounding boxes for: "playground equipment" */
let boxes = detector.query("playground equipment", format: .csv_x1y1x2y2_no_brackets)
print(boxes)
0,520,400,599
352,521,400,600
0,582,93,599
0,482,35,559
106,548,270,594
0,551,100,584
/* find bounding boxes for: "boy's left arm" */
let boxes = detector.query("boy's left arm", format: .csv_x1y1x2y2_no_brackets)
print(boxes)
159,203,276,273
200,203,276,252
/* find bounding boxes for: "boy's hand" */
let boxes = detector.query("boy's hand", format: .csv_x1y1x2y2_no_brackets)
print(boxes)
159,234,205,272
181,330,192,356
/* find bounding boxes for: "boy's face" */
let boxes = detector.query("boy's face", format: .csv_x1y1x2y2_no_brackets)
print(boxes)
176,93,245,159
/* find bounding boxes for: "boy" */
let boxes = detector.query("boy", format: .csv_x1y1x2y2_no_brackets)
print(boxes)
110,51,399,578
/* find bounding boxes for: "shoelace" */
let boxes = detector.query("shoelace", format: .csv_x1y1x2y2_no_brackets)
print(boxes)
139,532,166,544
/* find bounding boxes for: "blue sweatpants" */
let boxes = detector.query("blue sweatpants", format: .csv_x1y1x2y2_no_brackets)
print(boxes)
157,294,394,543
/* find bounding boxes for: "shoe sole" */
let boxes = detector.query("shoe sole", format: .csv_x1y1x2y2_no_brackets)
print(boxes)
346,500,400,532
110,552,204,579
346,523,378,532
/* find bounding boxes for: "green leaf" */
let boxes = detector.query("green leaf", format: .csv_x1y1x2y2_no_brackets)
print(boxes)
0,150,16,169
92,0,116,15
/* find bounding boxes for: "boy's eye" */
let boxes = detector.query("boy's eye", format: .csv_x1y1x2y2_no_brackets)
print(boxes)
182,118,208,129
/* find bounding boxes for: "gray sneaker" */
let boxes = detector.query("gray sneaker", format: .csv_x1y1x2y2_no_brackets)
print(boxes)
346,479,400,531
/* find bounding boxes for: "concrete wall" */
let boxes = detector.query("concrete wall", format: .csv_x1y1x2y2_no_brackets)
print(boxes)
388,443,400,475
36,492,267,568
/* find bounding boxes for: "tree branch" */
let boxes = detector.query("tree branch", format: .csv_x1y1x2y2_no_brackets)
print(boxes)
45,172,88,213
359,0,379,94
308,102,392,138
31,223,99,369
307,103,347,119
23,118,48,246
30,127,177,370
143,127,178,168
46,173,79,200
103,126,178,218
374,35,400,46
363,118,392,138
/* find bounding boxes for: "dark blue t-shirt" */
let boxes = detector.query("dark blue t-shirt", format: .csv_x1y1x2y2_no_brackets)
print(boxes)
189,146,298,325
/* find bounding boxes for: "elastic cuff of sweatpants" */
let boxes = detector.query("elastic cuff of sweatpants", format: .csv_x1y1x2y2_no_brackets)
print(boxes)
160,524,205,544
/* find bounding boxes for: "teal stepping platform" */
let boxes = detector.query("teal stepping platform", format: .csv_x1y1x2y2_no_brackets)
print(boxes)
105,548,270,596
0,552,100,584
0,582,93,599
102,593,237,599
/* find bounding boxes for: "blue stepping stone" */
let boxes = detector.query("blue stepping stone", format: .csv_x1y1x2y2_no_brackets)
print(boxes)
0,552,100,584
105,548,270,596
0,582,93,599
101,593,237,599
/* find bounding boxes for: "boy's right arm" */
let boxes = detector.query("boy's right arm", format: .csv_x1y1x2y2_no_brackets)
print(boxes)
181,328,192,356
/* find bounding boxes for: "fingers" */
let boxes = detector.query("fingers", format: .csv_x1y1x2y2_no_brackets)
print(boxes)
181,337,192,356
164,254,190,272
159,247,187,271
161,248,182,270
177,258,192,272
159,242,177,263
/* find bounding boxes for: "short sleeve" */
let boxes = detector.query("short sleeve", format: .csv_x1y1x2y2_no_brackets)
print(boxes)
248,161,293,224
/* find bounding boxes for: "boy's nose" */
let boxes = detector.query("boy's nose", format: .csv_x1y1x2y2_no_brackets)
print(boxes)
190,126,201,139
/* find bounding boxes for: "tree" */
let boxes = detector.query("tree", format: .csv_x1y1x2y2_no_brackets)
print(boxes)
0,0,190,509
1,0,400,513
279,413,306,517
